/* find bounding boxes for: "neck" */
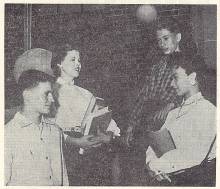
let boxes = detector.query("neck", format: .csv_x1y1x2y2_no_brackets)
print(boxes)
60,71,74,83
183,87,200,101
21,105,41,125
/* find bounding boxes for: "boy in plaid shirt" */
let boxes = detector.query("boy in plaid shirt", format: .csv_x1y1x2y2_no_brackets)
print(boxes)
125,17,196,147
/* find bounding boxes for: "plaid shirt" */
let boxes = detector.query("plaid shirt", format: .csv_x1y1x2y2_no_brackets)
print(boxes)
128,54,179,131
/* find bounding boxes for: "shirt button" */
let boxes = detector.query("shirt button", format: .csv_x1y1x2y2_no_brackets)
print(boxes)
40,138,43,141
46,156,48,160
49,176,52,179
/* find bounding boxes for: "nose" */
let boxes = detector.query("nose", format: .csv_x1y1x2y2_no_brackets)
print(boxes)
75,59,81,68
160,39,166,48
48,93,55,103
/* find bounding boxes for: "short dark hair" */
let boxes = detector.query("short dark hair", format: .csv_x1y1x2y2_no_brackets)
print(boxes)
156,17,181,34
172,54,207,89
18,69,55,92
51,43,79,77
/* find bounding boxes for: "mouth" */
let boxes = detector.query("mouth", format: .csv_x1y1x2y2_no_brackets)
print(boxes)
162,49,169,53
74,67,80,72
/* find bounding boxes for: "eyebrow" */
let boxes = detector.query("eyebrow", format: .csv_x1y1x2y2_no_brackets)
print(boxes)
162,34,170,38
157,34,169,39
45,90,52,95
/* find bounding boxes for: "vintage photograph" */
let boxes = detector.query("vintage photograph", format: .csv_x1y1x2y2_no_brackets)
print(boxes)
4,3,217,186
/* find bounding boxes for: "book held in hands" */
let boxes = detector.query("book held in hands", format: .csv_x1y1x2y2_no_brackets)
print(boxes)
147,128,176,158
79,96,112,154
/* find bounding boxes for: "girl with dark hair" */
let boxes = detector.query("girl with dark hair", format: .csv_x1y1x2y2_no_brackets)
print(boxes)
51,44,120,185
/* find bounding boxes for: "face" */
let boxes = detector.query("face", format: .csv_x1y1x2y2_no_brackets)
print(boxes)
27,81,54,115
60,50,81,79
156,28,180,54
171,67,191,97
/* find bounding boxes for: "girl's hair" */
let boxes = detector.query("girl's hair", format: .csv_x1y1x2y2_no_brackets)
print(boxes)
51,43,79,77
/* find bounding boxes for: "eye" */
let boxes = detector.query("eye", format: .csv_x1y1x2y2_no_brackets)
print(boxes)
45,91,51,97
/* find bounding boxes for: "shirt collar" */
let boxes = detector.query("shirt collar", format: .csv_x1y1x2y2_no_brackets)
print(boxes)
14,112,46,128
56,77,75,86
182,92,203,106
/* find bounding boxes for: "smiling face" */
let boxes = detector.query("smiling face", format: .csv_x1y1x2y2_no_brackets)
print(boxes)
171,66,192,98
60,50,81,79
156,28,181,54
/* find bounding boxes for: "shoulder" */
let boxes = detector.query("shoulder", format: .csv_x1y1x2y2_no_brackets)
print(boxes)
5,116,22,140
166,107,179,119
196,98,216,114
5,113,21,130
73,85,93,98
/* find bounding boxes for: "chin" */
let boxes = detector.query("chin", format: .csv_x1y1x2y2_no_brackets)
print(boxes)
42,108,50,114
177,92,183,96
73,73,80,79
164,51,172,54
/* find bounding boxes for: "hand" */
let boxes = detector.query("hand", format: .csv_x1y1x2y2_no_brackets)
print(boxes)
153,103,175,124
154,172,171,182
75,135,102,148
124,126,134,147
95,128,112,144
146,164,171,183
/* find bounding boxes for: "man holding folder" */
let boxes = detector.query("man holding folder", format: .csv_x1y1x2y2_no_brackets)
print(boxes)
145,54,216,186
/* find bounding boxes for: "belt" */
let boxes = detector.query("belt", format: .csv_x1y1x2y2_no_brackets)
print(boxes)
62,126,82,133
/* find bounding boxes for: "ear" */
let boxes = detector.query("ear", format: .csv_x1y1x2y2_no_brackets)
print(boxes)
22,90,31,102
188,72,197,85
176,33,181,43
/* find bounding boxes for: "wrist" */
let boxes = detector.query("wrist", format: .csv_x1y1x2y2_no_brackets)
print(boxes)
103,132,113,143
66,135,80,146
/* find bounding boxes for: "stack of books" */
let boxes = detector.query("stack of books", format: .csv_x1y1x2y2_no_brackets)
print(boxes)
79,96,112,154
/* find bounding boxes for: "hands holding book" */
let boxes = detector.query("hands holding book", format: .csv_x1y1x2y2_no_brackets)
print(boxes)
66,131,112,149
146,163,171,183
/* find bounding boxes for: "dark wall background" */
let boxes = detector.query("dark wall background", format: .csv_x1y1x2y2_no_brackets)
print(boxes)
5,4,216,130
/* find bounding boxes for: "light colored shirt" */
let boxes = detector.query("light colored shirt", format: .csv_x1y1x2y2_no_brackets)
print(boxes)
146,92,216,174
55,77,120,136
5,112,69,186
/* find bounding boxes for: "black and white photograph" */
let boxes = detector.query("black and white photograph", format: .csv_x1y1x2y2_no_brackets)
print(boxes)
4,2,217,186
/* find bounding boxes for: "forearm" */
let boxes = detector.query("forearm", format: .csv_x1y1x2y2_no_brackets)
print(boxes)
149,146,208,174
65,135,82,147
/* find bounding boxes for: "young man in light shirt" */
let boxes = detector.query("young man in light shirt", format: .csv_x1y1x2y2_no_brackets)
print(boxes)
5,49,69,185
145,54,216,186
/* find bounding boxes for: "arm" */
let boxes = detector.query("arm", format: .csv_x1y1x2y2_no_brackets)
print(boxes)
125,80,150,146
65,134,103,148
148,108,216,173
